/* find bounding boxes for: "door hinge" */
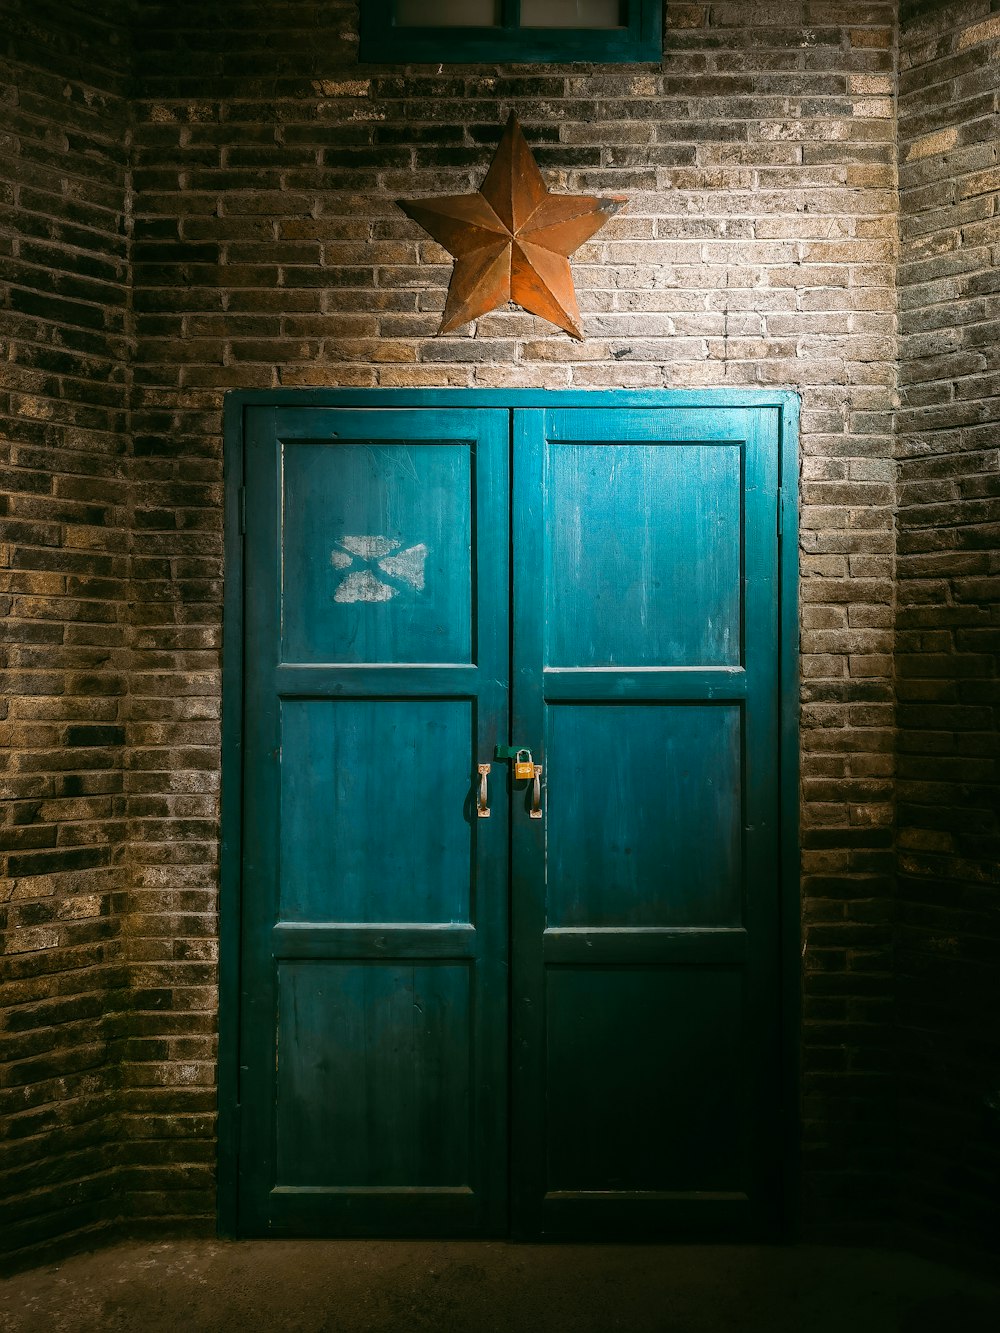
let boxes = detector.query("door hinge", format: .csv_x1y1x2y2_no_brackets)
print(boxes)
239,486,246,535
777,487,784,537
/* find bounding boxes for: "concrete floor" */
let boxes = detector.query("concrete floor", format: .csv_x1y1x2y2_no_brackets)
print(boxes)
2,1240,999,1333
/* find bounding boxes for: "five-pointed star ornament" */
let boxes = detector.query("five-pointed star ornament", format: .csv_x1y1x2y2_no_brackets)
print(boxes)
398,113,626,340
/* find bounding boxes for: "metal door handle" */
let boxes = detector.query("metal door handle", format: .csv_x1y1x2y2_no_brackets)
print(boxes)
530,764,543,819
477,763,491,818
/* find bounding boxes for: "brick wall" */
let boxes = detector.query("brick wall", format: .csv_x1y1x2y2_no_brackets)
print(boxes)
0,0,131,1267
127,0,899,1235
896,0,1000,1254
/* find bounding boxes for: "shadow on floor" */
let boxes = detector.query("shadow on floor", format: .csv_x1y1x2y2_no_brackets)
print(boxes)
2,1240,999,1333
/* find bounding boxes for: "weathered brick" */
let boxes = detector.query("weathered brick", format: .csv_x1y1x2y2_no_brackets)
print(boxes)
0,0,130,1275
895,0,1000,1259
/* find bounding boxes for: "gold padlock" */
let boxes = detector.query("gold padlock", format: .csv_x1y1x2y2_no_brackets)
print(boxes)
514,748,534,780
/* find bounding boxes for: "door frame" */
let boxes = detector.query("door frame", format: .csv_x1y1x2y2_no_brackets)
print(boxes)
218,388,801,1239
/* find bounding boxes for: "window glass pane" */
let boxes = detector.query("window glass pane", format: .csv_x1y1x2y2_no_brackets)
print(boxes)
395,0,500,26
521,0,625,27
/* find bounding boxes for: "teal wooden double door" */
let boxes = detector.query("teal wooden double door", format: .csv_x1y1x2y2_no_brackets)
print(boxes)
231,395,794,1240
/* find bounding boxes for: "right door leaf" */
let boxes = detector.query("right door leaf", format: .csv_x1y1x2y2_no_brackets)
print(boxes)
511,405,782,1239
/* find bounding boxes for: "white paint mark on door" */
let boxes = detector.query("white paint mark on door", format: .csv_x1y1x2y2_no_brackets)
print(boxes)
334,569,397,603
378,543,427,591
339,535,397,559
330,536,430,603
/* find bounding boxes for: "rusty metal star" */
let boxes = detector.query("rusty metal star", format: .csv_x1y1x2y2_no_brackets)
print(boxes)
398,113,626,340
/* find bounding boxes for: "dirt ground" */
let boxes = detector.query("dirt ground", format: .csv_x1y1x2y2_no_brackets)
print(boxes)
2,1240,1000,1333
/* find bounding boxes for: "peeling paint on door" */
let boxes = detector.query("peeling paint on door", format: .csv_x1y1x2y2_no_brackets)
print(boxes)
379,543,427,591
333,569,397,603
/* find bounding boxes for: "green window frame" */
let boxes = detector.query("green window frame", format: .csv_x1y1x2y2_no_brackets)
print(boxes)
359,1,663,64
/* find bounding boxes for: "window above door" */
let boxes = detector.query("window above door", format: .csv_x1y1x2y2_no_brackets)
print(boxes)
359,0,663,63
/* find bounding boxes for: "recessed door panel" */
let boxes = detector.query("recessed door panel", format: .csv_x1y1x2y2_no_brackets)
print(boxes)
545,703,743,928
276,961,472,1188
279,698,475,924
546,441,742,668
545,966,746,1193
281,439,473,665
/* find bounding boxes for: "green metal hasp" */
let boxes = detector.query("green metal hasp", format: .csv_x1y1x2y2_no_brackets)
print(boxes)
494,744,524,760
